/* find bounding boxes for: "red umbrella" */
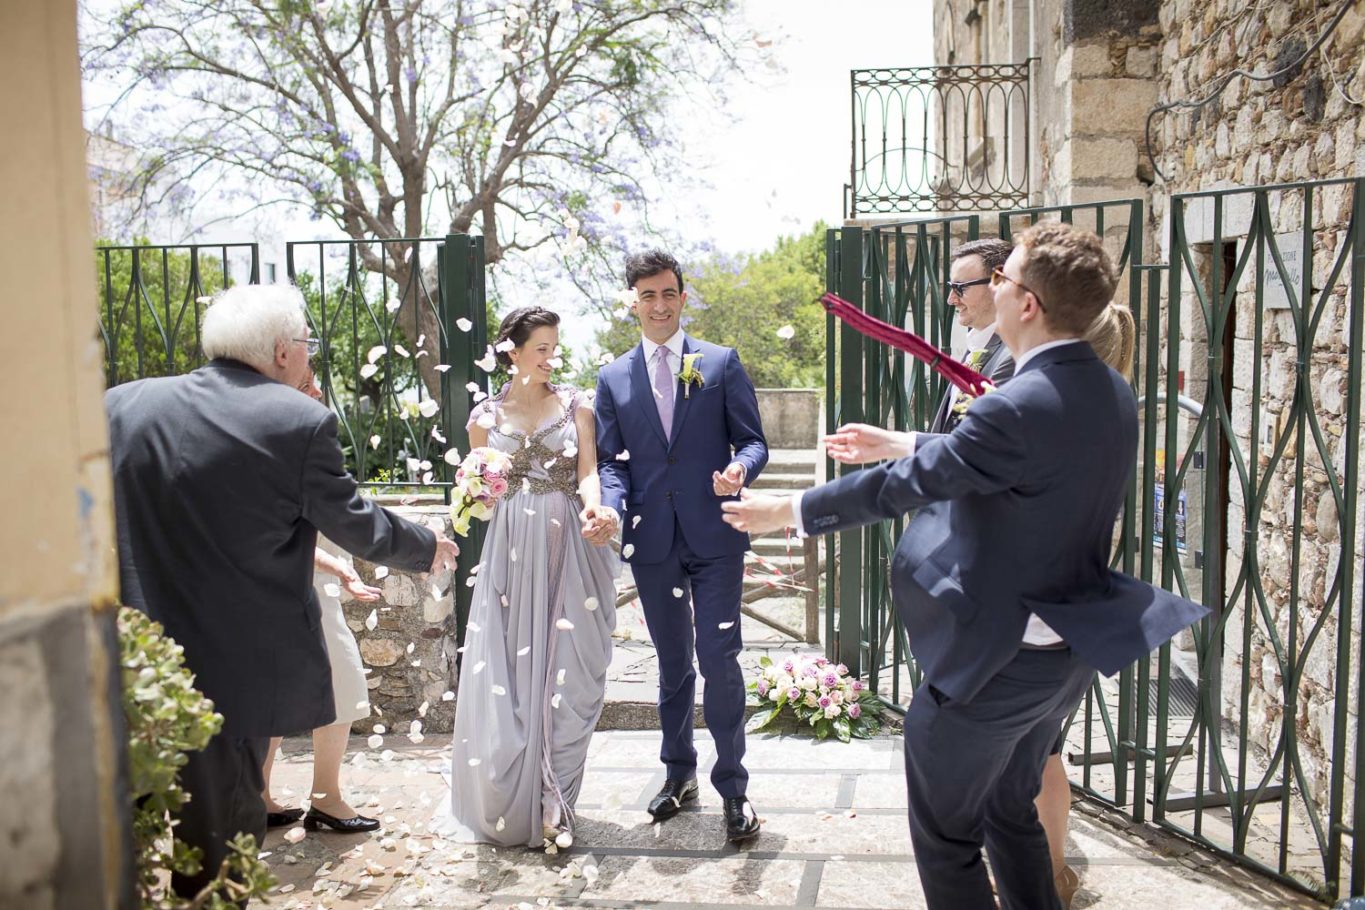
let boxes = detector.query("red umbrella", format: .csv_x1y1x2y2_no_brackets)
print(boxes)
820,292,994,398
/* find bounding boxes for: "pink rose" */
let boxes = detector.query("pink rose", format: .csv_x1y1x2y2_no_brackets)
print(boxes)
489,477,508,497
848,703,862,719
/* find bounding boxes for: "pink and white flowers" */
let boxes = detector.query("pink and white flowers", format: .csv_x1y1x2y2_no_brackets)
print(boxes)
746,653,881,742
449,446,514,536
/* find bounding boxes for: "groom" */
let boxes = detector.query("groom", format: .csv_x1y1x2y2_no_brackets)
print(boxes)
589,249,768,843
722,224,1207,907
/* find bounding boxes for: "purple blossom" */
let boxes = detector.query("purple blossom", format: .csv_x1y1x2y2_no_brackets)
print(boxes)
787,687,801,701
822,672,838,688
782,659,794,673
405,66,418,84
341,148,361,163
851,680,864,692
818,695,832,709
848,703,862,719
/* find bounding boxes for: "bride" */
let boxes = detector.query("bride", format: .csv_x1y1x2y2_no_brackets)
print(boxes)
442,305,619,848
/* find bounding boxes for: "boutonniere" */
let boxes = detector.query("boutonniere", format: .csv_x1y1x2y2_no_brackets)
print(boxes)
950,381,997,417
678,352,705,399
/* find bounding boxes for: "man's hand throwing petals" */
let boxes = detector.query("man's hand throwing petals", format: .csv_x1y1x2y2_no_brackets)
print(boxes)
721,488,795,535
712,462,746,496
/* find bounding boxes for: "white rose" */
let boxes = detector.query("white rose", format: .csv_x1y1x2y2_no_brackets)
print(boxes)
831,690,844,705
824,704,842,718
803,692,820,708
800,676,817,691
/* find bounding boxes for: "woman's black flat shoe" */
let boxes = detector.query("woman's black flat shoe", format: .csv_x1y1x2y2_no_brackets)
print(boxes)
303,806,381,833
266,808,304,828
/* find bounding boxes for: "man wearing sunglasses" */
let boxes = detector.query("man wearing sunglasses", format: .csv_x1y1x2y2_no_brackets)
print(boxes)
721,222,1206,910
930,238,1016,433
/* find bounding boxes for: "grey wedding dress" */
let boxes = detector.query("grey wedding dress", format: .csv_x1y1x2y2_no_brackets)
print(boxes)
440,385,618,847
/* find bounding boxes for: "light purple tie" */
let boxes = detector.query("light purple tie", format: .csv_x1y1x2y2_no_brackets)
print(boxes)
653,347,674,441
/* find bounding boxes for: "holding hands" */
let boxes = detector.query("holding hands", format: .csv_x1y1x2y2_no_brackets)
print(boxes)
580,504,620,546
821,423,914,465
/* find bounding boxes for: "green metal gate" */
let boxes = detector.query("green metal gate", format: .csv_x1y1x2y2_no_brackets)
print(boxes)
824,177,1365,899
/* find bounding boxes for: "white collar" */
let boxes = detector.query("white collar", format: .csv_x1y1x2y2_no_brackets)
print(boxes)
1014,337,1083,372
963,322,998,354
642,330,684,363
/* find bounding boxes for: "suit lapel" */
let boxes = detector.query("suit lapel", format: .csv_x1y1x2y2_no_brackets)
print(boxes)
667,336,693,449
629,342,671,449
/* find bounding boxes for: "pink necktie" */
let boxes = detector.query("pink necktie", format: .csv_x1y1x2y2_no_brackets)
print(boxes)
653,347,674,441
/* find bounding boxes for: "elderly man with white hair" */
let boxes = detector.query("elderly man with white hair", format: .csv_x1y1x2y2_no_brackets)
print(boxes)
106,284,458,903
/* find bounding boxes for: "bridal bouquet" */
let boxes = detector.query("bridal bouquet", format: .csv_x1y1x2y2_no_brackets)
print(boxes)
746,654,881,742
450,446,514,536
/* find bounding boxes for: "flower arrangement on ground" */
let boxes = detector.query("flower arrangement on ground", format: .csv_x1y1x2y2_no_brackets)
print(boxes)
745,653,882,742
450,446,514,536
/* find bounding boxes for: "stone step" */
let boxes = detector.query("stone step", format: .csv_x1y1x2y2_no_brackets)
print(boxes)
750,472,818,491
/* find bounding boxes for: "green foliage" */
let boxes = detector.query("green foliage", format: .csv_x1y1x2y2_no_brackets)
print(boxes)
119,607,276,909
98,242,238,385
593,223,828,388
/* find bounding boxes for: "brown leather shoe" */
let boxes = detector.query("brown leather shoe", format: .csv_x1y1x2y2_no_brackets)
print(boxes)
1054,864,1080,910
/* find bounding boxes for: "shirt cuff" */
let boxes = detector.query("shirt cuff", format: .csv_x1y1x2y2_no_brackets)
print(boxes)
901,431,917,459
791,490,807,537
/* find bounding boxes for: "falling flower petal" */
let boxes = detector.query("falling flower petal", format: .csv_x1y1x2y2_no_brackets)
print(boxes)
776,324,796,340
473,661,486,674
491,684,506,695
468,757,481,766
510,547,517,562
556,668,567,685
435,363,452,372
517,646,530,656
584,597,598,612
418,399,440,418
386,297,402,312
369,434,381,449
622,544,635,558
632,515,642,528
556,618,574,630
360,363,380,380
494,339,516,353
672,587,684,598
456,318,473,332
431,426,446,443
465,381,480,393
615,450,630,461
323,582,342,598
374,566,390,579
368,734,384,749
551,693,562,709
496,817,506,831
394,344,411,358
718,621,735,629
365,609,378,631
367,345,387,364
443,447,462,465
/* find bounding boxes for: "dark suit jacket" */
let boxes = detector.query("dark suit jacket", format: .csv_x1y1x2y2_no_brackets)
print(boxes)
928,332,1015,434
595,336,768,563
803,341,1207,703
107,359,437,737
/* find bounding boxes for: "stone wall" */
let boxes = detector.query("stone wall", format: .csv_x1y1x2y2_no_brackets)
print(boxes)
931,0,1365,824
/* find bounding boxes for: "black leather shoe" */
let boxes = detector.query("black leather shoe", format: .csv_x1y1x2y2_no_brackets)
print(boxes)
723,797,760,843
647,778,699,820
303,806,381,833
266,808,304,829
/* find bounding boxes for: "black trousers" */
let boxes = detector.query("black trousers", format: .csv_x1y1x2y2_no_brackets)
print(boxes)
170,732,269,903
902,649,1094,910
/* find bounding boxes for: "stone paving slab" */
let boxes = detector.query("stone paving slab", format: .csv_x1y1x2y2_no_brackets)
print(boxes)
259,730,1323,909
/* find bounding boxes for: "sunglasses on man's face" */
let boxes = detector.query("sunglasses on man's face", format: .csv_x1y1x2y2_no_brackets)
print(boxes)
990,267,1047,312
945,277,991,298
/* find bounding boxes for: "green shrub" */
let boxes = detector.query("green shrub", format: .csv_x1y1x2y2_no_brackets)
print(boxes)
119,606,276,909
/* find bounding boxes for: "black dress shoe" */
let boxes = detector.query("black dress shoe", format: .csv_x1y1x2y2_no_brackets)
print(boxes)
723,797,760,843
266,808,304,829
647,778,699,820
303,806,381,833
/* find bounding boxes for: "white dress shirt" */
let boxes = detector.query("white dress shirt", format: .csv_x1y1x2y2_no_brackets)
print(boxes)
790,336,1087,647
946,321,998,414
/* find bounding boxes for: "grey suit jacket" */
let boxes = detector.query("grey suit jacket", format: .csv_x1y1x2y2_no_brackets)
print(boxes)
928,333,1015,434
803,341,1207,703
107,359,437,737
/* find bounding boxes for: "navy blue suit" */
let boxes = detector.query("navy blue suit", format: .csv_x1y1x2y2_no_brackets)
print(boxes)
802,341,1206,909
596,336,768,797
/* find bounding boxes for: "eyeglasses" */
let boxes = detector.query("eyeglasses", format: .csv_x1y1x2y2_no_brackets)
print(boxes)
945,277,991,298
294,337,321,357
990,267,1047,312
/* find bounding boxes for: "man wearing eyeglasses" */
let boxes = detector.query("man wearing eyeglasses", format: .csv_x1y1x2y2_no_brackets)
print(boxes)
930,238,1016,433
106,284,459,903
721,223,1206,910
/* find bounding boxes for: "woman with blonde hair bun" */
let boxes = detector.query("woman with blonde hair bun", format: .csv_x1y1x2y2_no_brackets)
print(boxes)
1084,301,1136,379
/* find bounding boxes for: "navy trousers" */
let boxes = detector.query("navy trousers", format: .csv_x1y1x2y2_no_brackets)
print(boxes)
633,520,749,798
903,648,1094,910
171,731,269,904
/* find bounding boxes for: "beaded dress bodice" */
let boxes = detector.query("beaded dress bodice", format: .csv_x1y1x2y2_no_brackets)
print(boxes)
472,386,580,497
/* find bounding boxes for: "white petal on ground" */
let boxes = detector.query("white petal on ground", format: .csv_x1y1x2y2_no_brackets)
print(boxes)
284,827,307,844
373,724,386,734
418,700,429,717
555,618,574,630
368,734,384,749
441,690,455,701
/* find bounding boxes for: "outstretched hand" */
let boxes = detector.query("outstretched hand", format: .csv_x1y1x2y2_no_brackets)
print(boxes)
720,488,795,535
579,504,620,546
429,535,460,574
713,462,746,496
821,423,914,465
338,564,382,602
